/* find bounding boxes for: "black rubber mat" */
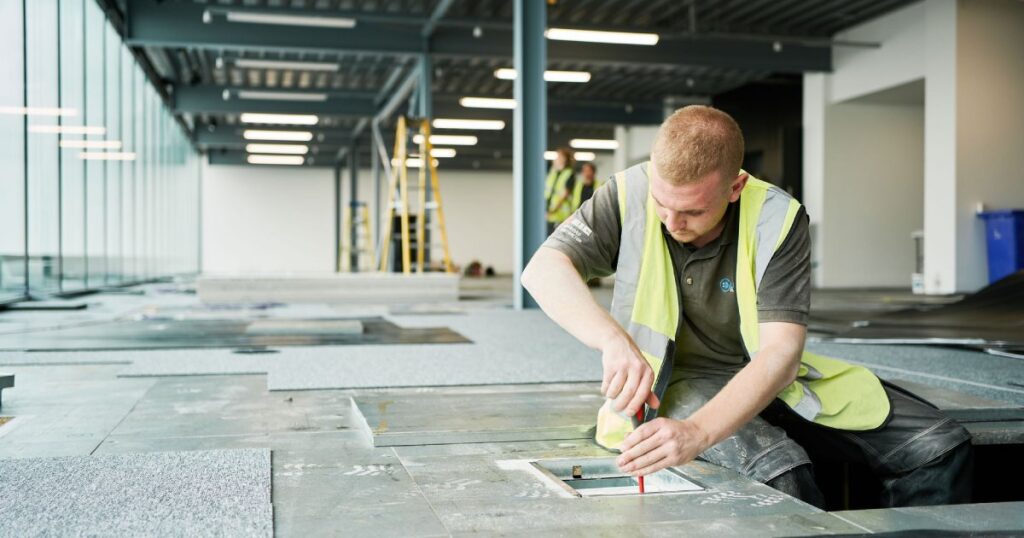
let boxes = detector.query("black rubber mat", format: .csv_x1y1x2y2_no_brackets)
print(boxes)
0,317,469,352
823,271,1024,347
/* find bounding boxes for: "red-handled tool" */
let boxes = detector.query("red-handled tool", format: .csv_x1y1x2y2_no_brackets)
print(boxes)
635,408,645,494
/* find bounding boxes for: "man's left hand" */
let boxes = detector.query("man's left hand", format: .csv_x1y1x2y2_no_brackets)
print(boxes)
616,417,711,477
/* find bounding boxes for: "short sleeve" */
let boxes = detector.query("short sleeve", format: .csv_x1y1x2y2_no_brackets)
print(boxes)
756,206,811,325
541,179,621,280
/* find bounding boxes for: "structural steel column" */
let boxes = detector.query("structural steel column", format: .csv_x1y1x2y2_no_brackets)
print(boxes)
512,0,546,310
334,163,342,272
418,53,433,267
348,141,359,272
371,124,381,255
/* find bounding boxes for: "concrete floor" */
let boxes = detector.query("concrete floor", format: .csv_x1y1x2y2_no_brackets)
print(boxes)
0,277,1021,536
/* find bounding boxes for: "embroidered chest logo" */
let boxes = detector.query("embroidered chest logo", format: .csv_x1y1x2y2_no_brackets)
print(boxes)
719,277,735,293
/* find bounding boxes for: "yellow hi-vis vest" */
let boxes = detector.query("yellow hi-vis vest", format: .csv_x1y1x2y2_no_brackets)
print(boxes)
571,177,605,212
545,167,575,223
594,162,891,451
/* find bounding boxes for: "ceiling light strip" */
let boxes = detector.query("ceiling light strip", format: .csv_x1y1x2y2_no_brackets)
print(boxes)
240,113,319,125
242,129,314,142
545,28,659,46
458,97,516,110
247,154,306,165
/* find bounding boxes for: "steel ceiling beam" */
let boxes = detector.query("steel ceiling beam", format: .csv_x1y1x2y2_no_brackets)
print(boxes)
174,85,377,115
207,149,521,171
176,86,664,125
125,0,832,72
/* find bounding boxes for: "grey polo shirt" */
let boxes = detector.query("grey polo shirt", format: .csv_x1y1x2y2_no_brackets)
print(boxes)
543,179,811,377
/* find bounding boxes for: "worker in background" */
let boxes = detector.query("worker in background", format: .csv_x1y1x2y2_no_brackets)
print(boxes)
544,148,576,235
521,105,972,507
572,162,603,212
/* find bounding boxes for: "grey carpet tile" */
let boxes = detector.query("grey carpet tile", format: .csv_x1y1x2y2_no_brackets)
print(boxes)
266,343,602,390
267,310,601,391
0,448,272,537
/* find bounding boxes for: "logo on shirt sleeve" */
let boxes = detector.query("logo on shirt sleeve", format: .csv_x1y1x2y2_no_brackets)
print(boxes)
719,277,735,293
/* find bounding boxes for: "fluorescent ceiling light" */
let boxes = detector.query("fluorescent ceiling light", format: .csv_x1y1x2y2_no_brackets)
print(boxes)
247,154,305,165
233,59,340,72
0,106,78,117
242,129,314,142
544,151,597,161
459,97,516,110
432,118,505,130
78,151,136,161
545,28,659,46
493,68,592,83
393,158,439,169
236,90,327,102
245,143,309,155
224,11,356,29
240,113,319,125
60,139,122,149
430,148,457,158
570,138,619,150
412,134,478,146
574,151,596,161
28,125,105,135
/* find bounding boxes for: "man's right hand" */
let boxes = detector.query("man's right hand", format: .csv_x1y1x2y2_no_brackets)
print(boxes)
600,332,660,418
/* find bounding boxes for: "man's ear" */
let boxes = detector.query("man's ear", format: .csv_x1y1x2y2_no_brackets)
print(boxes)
729,172,749,202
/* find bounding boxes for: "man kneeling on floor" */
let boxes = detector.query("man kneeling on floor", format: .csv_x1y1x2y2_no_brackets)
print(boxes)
521,105,972,507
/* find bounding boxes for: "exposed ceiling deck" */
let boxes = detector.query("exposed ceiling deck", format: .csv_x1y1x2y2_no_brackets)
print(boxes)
108,0,916,167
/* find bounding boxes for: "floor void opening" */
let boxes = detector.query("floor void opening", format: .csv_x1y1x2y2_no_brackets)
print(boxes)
530,457,705,497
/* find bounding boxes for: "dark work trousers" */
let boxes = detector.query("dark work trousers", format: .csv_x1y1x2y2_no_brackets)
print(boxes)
659,375,974,508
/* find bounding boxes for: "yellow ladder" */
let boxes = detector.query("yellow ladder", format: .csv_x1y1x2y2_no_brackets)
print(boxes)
378,117,454,274
340,202,376,272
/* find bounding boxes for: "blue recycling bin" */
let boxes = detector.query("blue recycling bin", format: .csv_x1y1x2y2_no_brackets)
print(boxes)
978,209,1024,283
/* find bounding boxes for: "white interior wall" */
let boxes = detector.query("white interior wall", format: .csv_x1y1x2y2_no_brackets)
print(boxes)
347,152,616,274
804,1,929,289
821,93,924,287
201,162,335,274
922,0,959,293
346,166,516,273
805,0,1024,292
954,0,1024,289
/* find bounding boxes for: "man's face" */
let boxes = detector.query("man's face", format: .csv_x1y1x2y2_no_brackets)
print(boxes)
649,162,746,244
582,165,596,182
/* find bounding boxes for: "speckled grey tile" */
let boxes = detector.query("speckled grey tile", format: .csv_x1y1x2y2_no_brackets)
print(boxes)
830,501,1024,533
392,442,820,535
0,448,272,537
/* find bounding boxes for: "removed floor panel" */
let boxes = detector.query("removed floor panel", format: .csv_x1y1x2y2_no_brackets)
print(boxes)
821,271,1024,348
0,317,466,352
353,384,602,446
0,448,272,537
198,273,459,305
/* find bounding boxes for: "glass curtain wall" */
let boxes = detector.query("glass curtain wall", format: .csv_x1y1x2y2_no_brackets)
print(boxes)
0,0,200,303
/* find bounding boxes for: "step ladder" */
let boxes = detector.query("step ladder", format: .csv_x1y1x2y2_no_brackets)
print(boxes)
377,116,454,274
340,201,376,272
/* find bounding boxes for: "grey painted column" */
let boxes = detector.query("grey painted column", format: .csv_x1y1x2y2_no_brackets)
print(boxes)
418,53,433,267
371,124,381,255
348,141,359,272
418,52,433,120
513,0,547,309
333,164,341,272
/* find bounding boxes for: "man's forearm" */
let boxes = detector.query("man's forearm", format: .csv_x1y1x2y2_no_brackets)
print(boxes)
688,331,802,447
521,247,622,351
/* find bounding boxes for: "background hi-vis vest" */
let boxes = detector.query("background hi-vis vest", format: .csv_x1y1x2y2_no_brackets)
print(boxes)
545,167,575,223
571,177,605,212
595,162,891,451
